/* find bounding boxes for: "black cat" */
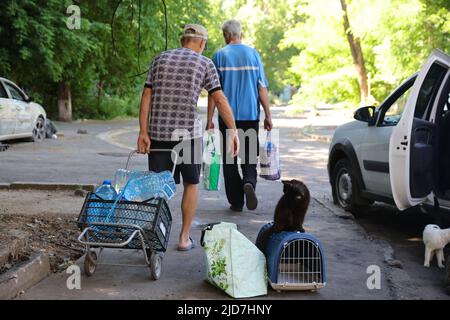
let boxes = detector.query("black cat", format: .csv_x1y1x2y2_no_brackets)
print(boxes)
256,179,310,252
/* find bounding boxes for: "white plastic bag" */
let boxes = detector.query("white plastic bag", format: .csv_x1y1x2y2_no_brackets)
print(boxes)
201,222,267,298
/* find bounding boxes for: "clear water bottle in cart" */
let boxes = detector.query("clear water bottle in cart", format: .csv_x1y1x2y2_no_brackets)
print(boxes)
124,171,175,202
94,180,118,200
87,180,118,224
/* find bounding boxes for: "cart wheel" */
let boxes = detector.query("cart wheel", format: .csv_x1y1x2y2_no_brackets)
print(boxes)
149,252,162,280
84,250,97,277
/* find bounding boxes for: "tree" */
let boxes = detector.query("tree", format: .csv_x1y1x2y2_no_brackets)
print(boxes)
281,0,449,110
0,0,215,120
340,0,368,104
0,0,95,121
1,0,448,118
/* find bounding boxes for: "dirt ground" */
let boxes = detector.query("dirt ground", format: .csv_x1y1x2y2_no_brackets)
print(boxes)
0,190,85,216
0,190,86,274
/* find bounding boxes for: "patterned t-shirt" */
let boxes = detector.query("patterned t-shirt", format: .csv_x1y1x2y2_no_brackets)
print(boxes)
145,47,222,141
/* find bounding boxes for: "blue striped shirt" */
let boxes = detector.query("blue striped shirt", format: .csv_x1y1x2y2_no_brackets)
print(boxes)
212,44,268,121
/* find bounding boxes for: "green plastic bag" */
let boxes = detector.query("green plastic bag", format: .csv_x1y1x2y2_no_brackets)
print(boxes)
201,222,268,298
202,134,221,191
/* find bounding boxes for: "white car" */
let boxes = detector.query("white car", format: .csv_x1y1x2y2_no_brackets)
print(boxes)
328,50,450,217
0,77,47,142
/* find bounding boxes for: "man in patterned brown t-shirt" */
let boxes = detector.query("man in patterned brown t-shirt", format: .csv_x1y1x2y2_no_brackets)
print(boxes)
137,24,239,251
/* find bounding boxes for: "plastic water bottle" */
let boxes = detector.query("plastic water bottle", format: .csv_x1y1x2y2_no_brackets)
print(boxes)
124,171,175,202
159,171,176,200
266,140,273,155
114,169,131,193
87,180,117,226
95,180,118,200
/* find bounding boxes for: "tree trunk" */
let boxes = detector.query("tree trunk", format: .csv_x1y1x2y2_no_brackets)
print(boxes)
340,0,369,104
96,77,104,110
57,82,72,122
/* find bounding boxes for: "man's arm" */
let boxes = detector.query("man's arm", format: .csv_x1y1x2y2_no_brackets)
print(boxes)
210,90,239,156
137,87,152,153
210,90,236,130
259,86,273,131
206,95,216,130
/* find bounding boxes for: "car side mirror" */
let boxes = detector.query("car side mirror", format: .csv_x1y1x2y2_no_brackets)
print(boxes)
26,96,34,103
354,106,376,125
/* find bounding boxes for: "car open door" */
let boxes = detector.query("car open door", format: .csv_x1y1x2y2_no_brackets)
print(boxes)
389,50,450,210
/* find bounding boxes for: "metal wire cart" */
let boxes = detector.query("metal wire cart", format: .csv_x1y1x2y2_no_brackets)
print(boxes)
76,150,176,280
256,222,327,291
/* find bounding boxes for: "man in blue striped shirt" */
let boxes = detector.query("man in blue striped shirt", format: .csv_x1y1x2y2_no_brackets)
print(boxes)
207,20,273,211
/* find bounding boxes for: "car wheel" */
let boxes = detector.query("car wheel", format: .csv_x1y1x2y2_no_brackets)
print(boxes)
32,117,46,142
332,158,369,217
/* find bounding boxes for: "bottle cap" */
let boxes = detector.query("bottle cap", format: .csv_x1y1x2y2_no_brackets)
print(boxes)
103,180,112,185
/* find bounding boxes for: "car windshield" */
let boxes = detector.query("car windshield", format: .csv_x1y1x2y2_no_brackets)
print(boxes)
0,83,7,98
4,82,25,101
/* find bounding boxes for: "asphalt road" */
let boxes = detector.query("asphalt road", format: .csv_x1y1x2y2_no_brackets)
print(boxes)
2,106,449,299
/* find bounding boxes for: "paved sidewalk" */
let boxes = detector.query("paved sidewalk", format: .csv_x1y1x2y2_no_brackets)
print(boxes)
294,106,354,143
1,103,425,299
18,180,399,300
0,104,351,185
14,106,415,300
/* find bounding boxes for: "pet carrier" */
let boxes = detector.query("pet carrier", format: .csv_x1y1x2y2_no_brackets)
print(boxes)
256,222,326,291
76,150,177,280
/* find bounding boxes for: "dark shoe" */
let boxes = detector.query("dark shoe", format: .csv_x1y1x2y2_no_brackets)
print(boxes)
243,183,258,210
229,205,243,212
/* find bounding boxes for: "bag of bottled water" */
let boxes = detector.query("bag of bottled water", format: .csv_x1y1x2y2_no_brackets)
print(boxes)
123,171,175,202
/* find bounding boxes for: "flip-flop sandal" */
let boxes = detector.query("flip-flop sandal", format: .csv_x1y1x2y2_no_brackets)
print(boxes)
177,237,196,251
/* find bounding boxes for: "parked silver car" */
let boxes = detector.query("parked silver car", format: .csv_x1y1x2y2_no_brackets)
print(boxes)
328,50,450,217
0,77,46,142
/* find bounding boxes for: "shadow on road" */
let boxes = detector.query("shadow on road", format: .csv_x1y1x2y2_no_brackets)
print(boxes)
354,203,450,299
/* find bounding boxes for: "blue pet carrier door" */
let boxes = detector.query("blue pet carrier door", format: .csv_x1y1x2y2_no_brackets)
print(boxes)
258,224,326,291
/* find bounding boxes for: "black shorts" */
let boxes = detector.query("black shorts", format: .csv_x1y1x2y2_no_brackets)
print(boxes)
148,138,202,185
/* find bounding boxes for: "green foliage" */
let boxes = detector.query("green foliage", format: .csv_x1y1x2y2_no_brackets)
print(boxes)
0,0,448,117
0,0,214,119
280,0,450,109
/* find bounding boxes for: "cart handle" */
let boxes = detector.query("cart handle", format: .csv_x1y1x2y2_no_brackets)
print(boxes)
102,149,177,223
126,149,178,177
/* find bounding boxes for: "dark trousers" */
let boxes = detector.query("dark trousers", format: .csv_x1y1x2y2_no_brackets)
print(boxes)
219,117,259,208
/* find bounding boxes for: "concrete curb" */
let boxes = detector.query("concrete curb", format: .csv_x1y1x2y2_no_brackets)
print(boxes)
313,197,354,220
0,182,95,192
0,251,51,300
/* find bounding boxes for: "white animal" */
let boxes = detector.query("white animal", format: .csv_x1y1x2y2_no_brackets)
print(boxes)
423,224,450,268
